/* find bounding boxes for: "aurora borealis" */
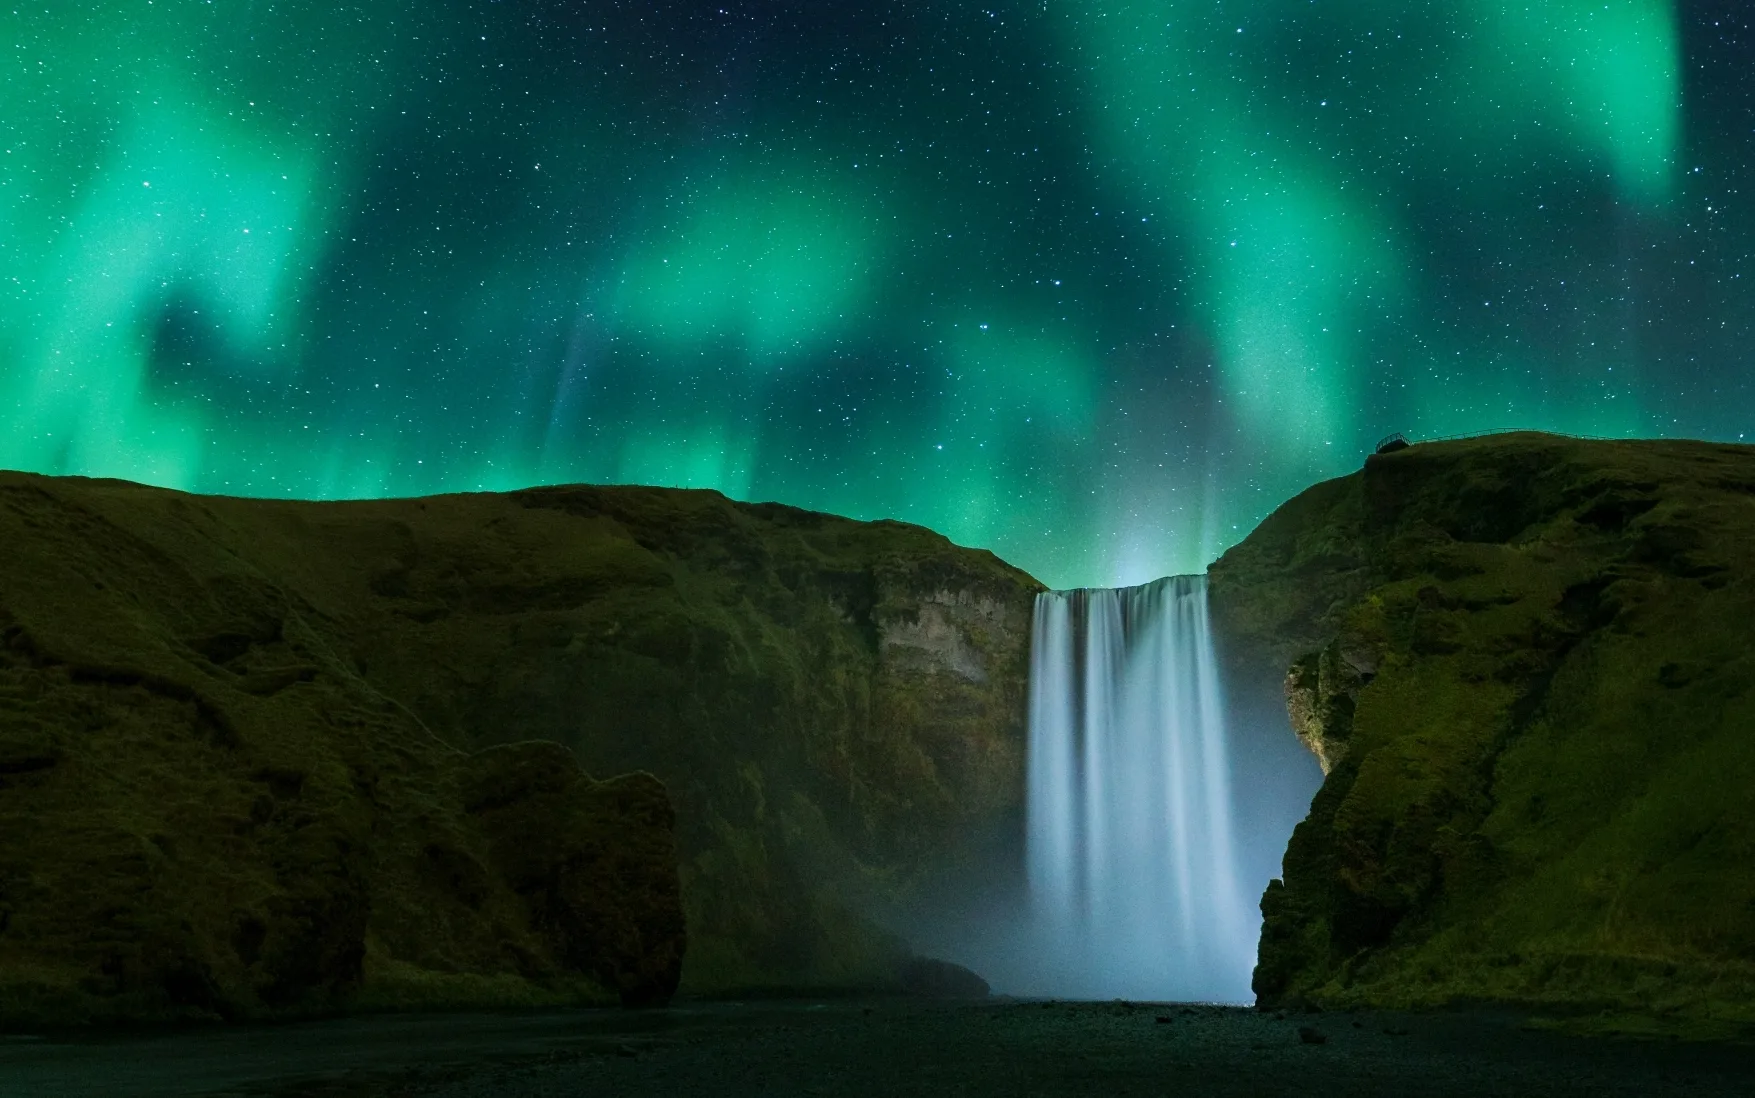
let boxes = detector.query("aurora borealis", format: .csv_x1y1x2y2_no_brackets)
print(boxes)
3,2,1750,587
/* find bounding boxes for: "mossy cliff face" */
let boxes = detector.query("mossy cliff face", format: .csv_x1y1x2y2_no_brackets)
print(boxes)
332,484,1041,992
0,474,1039,1007
0,477,684,1025
1210,434,1755,1027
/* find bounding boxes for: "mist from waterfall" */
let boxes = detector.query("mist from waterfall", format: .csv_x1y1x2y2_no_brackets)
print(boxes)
1024,574,1255,1002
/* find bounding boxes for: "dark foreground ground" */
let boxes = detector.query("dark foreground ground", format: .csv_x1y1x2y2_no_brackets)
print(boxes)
3,999,1752,1098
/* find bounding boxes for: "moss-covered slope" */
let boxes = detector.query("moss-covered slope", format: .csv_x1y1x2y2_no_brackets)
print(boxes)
0,478,685,1024
0,473,1039,1006
1210,433,1755,1028
326,483,1043,992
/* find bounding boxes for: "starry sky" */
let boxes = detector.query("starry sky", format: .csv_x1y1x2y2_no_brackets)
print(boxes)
4,1,1751,588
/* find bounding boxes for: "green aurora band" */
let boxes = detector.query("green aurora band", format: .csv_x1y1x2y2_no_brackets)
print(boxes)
3,1,1749,587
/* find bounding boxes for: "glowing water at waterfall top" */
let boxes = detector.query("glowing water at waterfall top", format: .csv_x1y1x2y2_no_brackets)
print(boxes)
1025,574,1255,1002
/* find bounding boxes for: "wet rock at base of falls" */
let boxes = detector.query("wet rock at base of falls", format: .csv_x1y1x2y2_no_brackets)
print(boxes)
897,957,991,999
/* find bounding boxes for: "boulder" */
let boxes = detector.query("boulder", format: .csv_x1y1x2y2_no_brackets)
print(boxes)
897,956,991,999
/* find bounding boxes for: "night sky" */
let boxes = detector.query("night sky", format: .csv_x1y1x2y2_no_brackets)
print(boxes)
4,2,1751,588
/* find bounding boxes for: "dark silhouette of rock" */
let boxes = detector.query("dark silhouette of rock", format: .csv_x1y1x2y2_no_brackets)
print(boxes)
897,957,990,999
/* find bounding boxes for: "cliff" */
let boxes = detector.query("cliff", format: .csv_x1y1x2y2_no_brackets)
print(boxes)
0,472,1039,1016
1210,433,1755,1032
0,475,685,1024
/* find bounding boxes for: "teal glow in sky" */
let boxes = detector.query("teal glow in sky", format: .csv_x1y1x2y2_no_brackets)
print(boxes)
3,1,1749,587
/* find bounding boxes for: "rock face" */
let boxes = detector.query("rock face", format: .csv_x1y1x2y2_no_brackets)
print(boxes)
1210,434,1755,1029
0,473,1038,1013
1282,643,1373,776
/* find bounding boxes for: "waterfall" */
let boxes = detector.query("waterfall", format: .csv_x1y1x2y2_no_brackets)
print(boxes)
1025,574,1255,1002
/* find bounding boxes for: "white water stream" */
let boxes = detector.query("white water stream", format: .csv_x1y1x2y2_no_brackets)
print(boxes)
1025,574,1254,1001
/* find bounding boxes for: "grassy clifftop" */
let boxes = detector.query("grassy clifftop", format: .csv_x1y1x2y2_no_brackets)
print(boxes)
1210,433,1755,1033
0,473,1040,1010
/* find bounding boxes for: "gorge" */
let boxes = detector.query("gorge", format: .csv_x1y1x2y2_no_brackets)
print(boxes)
0,432,1752,1037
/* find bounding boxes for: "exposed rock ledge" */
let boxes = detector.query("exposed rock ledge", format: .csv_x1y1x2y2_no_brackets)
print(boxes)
1211,433,1755,1033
